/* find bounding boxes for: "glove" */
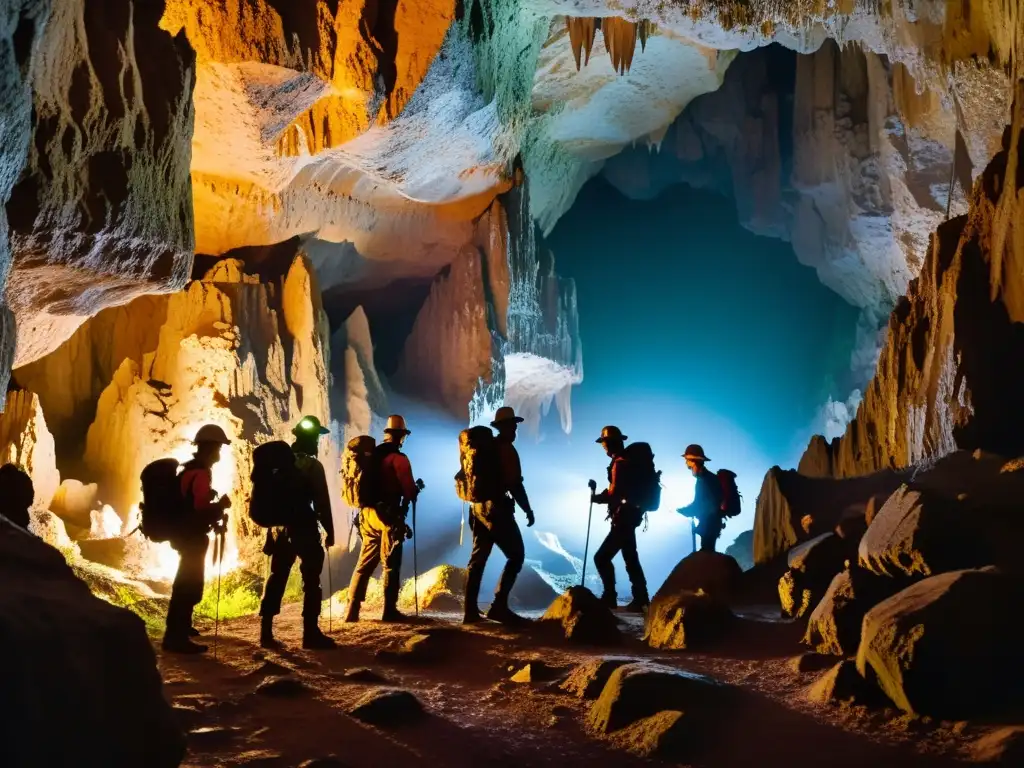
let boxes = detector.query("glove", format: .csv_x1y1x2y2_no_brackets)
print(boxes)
325,531,335,549
526,511,535,528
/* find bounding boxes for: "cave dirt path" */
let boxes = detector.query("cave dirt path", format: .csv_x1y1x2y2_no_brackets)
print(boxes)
158,605,980,768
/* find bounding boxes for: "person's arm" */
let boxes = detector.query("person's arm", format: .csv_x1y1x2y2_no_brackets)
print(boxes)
500,444,534,524
309,460,334,545
186,470,226,523
392,453,418,507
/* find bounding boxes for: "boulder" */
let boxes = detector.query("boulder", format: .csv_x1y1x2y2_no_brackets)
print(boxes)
857,567,1024,718
608,710,688,759
644,589,734,650
77,536,128,570
807,660,887,706
376,632,448,663
541,587,620,645
724,530,754,571
0,521,184,767
349,688,425,725
778,533,848,618
397,564,467,612
509,661,561,683
834,510,868,543
789,652,839,674
803,566,907,656
971,727,1024,765
341,668,388,684
560,658,632,699
753,466,904,564
587,663,731,734
654,551,743,602
255,676,309,698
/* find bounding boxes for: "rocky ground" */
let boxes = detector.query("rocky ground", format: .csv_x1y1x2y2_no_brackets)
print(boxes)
159,602,1018,768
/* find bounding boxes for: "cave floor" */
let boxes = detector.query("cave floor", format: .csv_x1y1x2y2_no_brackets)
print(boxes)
159,605,999,767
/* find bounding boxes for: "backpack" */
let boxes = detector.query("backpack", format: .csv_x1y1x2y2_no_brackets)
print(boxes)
139,458,188,542
717,469,742,518
454,426,502,503
622,442,662,513
249,440,304,527
340,435,380,508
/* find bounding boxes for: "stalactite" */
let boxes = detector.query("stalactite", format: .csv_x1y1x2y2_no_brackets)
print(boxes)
638,19,652,53
565,16,598,71
602,17,638,75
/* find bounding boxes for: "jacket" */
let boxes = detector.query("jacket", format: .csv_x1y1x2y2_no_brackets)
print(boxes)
679,467,722,529
495,435,532,514
294,451,334,539
594,454,638,523
376,441,417,510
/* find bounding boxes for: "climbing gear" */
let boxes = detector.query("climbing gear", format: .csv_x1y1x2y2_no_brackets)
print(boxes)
683,444,710,462
582,480,596,587
293,415,330,436
194,424,231,445
383,414,411,435
595,425,627,444
340,435,380,508
490,405,524,427
455,426,501,503
249,440,303,528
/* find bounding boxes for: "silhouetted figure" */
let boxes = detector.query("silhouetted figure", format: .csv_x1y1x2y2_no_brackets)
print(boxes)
465,406,535,625
345,414,419,623
164,424,232,654
0,464,33,531
677,444,723,552
591,426,650,612
260,415,336,650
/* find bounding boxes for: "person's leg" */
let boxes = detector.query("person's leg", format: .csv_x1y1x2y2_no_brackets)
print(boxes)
345,510,382,622
380,518,406,620
165,537,209,652
618,523,649,608
593,527,624,607
258,532,297,647
464,509,494,622
490,514,525,604
292,525,334,648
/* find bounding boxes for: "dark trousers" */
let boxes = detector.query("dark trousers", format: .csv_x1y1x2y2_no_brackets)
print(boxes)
260,525,324,621
166,534,209,638
594,519,648,603
697,516,723,553
347,507,404,612
466,499,525,609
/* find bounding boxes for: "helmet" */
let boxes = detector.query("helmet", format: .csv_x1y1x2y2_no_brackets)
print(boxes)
293,415,330,437
193,424,231,446
384,414,411,435
682,444,710,462
595,425,627,444
490,406,524,427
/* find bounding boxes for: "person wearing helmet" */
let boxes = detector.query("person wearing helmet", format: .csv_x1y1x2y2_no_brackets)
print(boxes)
0,463,34,531
259,415,337,650
464,405,535,625
345,414,420,623
590,425,649,612
676,444,723,552
163,424,232,654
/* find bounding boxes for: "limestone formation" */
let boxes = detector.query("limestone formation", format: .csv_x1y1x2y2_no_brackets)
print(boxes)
778,533,849,619
0,389,58,512
330,305,387,444
857,567,1024,718
644,588,734,651
0,520,184,767
4,0,196,368
541,586,620,645
802,566,907,657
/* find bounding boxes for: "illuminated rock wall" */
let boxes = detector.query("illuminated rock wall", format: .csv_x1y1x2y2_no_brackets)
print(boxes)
0,389,60,513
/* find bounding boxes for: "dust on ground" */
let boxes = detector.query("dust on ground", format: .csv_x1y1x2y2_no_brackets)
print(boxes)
160,605,1009,767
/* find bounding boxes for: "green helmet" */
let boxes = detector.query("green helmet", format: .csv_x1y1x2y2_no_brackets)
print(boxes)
293,415,330,437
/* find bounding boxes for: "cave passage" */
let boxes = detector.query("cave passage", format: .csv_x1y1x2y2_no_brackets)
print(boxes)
534,175,859,580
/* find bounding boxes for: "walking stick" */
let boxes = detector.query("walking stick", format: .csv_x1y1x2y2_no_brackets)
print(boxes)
582,480,597,587
691,519,697,554
412,479,425,617
326,542,333,633
213,525,225,660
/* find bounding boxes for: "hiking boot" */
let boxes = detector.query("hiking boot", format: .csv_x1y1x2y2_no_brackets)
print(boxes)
380,607,408,623
462,609,484,625
188,626,202,637
621,598,650,613
486,602,527,625
302,625,337,650
600,593,618,610
260,616,283,650
162,636,208,654
343,605,360,623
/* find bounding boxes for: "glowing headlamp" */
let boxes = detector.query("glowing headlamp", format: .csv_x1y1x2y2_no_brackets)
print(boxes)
299,418,316,431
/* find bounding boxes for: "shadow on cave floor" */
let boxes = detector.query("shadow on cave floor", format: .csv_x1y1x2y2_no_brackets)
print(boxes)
160,606,985,767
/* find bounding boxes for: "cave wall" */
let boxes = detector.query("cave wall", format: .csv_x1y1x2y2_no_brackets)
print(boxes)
0,389,59,513
801,82,1024,477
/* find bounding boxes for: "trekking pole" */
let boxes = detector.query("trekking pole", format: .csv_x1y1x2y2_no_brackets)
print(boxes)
691,519,697,554
326,541,333,633
213,526,224,660
582,480,597,587
413,479,425,617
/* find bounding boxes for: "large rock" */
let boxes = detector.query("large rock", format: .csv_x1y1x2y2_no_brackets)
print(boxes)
0,520,184,766
654,551,742,602
807,660,887,707
560,658,632,700
644,590,734,651
587,663,731,734
724,530,753,571
778,533,849,619
0,389,59,512
753,466,905,564
802,566,907,657
541,586,620,645
857,567,1024,718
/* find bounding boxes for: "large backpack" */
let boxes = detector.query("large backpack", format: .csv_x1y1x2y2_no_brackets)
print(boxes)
249,440,304,527
340,435,380,508
454,426,502,503
621,442,662,513
717,469,742,518
139,458,188,542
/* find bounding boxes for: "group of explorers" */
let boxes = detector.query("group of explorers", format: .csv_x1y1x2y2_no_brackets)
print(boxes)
0,405,740,656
